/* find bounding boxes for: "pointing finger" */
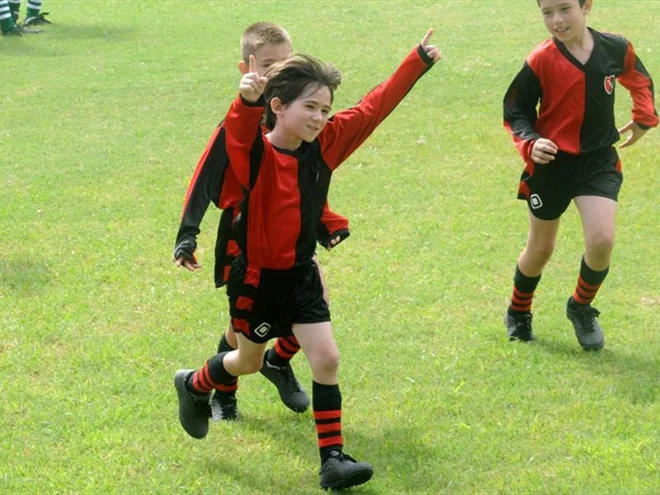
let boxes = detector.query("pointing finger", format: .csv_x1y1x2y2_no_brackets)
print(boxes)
421,29,434,46
249,54,257,74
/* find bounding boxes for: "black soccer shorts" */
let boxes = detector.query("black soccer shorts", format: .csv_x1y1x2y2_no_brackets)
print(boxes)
517,146,623,220
226,255,331,344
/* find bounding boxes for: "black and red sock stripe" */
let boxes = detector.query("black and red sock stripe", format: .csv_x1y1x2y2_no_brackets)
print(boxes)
509,265,541,314
190,352,238,395
573,257,609,305
313,381,343,462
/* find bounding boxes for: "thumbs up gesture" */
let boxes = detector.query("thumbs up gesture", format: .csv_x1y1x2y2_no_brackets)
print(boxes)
239,54,268,102
421,29,441,63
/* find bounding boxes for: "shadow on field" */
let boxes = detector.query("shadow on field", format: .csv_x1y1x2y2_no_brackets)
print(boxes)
536,339,660,405
0,258,52,295
216,413,445,493
53,24,136,41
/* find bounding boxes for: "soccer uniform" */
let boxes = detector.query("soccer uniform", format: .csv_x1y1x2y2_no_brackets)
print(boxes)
503,28,658,220
174,123,350,288
223,45,434,343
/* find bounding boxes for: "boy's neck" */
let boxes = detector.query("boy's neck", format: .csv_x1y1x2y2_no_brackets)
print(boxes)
266,130,302,151
560,26,593,53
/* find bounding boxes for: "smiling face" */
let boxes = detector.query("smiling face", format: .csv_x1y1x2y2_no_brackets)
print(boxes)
538,0,592,44
271,84,332,145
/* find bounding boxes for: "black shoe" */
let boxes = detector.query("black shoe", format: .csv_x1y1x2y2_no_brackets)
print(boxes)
504,312,535,342
566,297,604,351
210,390,238,421
174,369,211,439
259,359,310,413
23,12,51,26
1,24,42,36
320,451,374,491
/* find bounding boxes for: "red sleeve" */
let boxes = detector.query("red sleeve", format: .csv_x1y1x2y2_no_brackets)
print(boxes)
618,41,658,129
318,202,350,249
318,45,434,170
223,95,266,189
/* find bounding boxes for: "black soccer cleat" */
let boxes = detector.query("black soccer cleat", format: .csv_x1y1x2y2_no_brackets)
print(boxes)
260,359,310,413
319,451,374,491
174,369,211,439
1,24,42,36
504,312,535,342
210,390,238,421
23,12,52,26
566,296,604,351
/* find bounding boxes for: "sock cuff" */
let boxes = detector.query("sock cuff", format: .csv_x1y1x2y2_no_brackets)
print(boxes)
580,257,609,285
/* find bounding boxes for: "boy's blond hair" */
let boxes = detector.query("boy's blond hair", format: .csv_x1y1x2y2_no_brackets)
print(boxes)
240,22,292,64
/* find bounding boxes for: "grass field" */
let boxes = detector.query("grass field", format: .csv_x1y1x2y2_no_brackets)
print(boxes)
1,0,659,493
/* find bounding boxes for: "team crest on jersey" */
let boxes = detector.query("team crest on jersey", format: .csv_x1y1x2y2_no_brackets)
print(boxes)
604,75,616,95
254,322,271,338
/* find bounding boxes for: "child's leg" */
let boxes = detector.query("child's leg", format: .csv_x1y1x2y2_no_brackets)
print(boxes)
0,0,17,32
293,322,373,490
506,212,560,341
23,0,50,25
211,322,240,421
8,0,19,21
565,196,616,350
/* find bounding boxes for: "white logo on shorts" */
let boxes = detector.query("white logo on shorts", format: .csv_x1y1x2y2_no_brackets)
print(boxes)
254,322,271,338
530,194,543,209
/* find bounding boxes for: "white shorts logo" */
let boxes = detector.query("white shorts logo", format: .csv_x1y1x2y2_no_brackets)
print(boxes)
253,322,271,338
530,194,543,210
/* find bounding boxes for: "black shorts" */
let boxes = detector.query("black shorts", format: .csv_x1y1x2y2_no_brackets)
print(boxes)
517,147,623,220
226,255,331,344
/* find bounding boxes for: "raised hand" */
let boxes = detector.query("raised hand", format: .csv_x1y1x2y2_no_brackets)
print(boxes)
239,54,268,103
618,120,647,148
421,29,442,63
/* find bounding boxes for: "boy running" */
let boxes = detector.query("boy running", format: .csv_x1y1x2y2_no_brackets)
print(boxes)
503,0,657,349
174,31,441,490
174,23,350,420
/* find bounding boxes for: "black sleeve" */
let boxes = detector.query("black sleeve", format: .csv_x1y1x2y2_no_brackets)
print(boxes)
173,126,229,261
503,62,543,143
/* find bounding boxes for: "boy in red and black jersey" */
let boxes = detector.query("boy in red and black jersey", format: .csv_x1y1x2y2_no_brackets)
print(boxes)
174,32,440,490
173,23,349,420
503,0,657,349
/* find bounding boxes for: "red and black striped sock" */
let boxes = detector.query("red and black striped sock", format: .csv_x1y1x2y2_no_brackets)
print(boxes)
188,351,238,396
572,257,609,305
265,336,301,367
313,381,343,463
508,265,541,315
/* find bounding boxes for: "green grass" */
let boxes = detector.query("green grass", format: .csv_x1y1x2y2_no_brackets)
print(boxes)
1,0,659,493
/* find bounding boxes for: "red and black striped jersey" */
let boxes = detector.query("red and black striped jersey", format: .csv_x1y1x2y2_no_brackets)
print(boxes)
224,45,434,270
174,117,350,287
504,28,657,162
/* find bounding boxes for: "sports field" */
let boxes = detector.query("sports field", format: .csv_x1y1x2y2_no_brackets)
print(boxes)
1,0,659,493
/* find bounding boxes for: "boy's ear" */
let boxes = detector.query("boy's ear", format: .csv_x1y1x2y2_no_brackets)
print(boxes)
583,0,593,14
270,97,283,115
238,60,248,75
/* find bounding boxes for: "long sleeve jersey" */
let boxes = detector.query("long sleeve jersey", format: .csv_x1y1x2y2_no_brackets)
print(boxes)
504,28,657,162
223,45,434,270
174,115,350,287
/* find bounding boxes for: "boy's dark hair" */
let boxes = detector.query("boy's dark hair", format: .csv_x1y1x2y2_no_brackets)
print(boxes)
241,22,292,64
536,0,587,6
263,54,342,130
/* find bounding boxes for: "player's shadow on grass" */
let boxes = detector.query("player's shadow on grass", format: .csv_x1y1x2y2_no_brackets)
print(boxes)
536,338,660,405
53,24,136,41
0,258,52,295
221,411,444,493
